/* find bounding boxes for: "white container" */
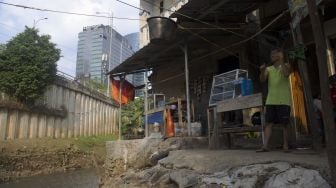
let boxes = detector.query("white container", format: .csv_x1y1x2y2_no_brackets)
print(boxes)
191,122,202,136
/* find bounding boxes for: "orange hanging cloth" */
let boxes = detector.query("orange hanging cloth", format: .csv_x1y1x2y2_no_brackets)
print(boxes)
110,77,135,105
165,109,175,137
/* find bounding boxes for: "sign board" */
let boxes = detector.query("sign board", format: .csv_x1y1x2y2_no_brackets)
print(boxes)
288,0,322,28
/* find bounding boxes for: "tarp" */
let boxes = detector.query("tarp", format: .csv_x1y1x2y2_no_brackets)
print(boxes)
110,78,135,105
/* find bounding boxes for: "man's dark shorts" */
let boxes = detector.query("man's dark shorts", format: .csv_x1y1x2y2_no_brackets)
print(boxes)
265,105,291,124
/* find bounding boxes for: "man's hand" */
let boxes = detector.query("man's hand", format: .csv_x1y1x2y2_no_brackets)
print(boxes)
280,63,291,77
260,64,266,71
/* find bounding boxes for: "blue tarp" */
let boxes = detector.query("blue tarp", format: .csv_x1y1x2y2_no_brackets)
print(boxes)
147,111,164,124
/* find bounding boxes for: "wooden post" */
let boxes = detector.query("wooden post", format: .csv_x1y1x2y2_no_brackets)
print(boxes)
291,25,322,150
307,0,336,184
209,109,221,149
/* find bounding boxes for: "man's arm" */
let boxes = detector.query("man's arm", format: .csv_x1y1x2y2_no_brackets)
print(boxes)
260,64,268,82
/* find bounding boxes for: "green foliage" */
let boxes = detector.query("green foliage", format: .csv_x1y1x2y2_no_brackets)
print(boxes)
0,27,60,104
121,98,144,135
74,135,118,151
0,44,5,53
87,78,107,94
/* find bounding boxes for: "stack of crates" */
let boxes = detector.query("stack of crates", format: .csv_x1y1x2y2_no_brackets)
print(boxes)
209,69,248,107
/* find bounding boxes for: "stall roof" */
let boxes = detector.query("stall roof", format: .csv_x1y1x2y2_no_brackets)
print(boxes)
108,0,272,76
170,0,270,23
108,29,188,76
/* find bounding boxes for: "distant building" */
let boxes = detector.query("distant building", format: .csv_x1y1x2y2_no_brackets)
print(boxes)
75,25,134,85
125,32,140,52
125,32,146,97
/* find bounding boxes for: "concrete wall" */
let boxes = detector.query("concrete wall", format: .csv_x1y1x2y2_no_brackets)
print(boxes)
0,77,119,140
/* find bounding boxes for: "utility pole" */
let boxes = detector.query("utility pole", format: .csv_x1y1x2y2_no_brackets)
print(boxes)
306,0,336,184
96,11,114,96
144,71,149,137
33,17,47,28
118,75,125,140
108,11,114,97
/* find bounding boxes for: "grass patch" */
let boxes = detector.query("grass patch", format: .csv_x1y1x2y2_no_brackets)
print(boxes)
74,135,118,151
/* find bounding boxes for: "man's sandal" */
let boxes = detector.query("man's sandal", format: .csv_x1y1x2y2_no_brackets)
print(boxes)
256,147,270,152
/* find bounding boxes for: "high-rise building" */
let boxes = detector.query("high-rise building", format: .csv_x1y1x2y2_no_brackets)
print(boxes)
76,25,134,85
125,32,145,97
125,32,140,52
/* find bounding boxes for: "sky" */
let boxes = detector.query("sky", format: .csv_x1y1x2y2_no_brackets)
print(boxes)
0,0,140,77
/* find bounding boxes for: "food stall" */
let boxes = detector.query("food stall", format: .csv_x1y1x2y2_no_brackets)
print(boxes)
145,94,196,138
207,69,265,148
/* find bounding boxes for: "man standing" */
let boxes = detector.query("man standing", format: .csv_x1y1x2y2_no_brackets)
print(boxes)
257,48,292,152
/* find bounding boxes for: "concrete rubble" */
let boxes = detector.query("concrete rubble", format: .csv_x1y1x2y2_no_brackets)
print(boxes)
102,138,331,188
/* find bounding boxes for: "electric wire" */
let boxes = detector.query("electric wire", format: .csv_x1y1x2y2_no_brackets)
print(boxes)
118,0,287,48
125,0,257,43
115,0,150,15
188,10,289,64
0,1,144,21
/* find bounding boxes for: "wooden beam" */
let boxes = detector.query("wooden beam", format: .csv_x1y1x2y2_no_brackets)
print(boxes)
307,0,336,184
291,25,322,151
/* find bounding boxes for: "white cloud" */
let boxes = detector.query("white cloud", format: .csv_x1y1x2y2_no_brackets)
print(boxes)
0,0,140,76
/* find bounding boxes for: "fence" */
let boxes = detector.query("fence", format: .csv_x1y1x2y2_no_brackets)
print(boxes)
0,76,119,140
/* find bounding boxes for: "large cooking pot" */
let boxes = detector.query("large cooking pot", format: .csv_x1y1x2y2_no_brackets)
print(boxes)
147,16,177,43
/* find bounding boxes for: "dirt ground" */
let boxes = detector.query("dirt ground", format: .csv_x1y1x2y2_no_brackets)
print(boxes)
0,136,117,183
102,137,332,188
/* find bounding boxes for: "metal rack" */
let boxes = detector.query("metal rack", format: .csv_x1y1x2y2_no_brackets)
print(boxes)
209,69,248,106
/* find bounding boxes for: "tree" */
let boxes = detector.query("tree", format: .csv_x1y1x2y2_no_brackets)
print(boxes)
0,44,5,53
0,27,60,104
121,98,144,135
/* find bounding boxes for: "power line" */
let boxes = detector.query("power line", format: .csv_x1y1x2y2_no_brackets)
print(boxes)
0,1,144,21
116,0,150,14
132,0,249,39
0,22,79,53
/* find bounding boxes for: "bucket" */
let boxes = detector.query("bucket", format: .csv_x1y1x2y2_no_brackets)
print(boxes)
147,17,177,43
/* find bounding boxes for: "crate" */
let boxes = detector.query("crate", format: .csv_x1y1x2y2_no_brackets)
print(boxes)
209,69,248,106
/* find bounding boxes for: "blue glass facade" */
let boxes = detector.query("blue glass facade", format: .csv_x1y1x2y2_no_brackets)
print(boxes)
125,32,145,97
76,25,134,85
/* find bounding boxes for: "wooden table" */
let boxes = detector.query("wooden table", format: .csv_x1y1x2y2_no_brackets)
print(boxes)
208,93,265,149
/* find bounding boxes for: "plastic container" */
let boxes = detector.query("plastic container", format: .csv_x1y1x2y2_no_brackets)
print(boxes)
191,122,202,136
241,79,253,96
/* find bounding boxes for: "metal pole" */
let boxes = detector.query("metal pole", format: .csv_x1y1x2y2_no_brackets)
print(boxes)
119,75,124,140
144,71,149,137
33,17,47,28
107,12,114,96
183,44,191,136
